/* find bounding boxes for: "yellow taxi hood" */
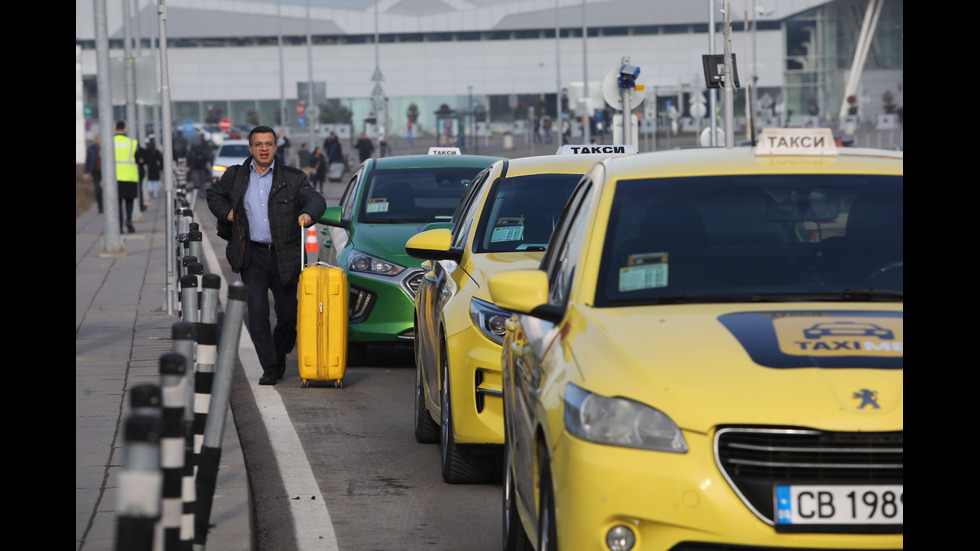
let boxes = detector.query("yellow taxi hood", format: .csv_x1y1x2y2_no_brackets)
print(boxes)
467,252,545,302
565,303,903,434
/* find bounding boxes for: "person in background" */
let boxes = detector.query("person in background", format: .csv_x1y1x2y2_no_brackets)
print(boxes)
277,130,291,166
206,125,326,386
298,142,311,171
310,146,327,193
142,139,164,199
378,135,389,158
83,135,103,213
113,120,140,234
354,132,375,163
187,135,213,190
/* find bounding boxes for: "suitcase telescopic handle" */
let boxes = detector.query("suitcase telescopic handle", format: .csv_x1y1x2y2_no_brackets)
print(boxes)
300,221,306,271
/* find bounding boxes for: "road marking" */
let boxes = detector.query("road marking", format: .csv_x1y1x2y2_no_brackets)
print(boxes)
202,225,339,550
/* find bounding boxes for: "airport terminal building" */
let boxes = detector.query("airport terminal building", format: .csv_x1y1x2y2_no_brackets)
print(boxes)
75,0,902,150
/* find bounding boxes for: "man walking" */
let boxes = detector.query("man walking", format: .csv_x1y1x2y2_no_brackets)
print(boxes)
206,125,327,385
113,120,140,233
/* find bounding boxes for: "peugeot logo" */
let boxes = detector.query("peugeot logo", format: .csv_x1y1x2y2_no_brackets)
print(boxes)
852,389,880,409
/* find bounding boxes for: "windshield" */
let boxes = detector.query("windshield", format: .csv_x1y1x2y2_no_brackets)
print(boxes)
218,145,251,158
595,174,903,306
359,166,482,223
474,174,580,253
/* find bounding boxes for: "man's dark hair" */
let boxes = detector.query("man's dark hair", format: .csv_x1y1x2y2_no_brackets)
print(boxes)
115,120,126,132
249,125,276,145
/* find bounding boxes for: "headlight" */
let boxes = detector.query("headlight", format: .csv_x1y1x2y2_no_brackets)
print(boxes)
469,298,510,344
212,165,228,174
563,383,687,453
349,250,406,277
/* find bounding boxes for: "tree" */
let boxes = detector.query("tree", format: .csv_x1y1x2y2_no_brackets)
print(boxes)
406,103,419,123
245,108,260,126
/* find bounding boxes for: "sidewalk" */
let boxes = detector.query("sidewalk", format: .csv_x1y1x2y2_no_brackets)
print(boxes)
76,192,253,551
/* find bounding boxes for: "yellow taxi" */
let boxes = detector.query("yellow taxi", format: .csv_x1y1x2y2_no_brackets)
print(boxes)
407,147,635,483
489,129,903,550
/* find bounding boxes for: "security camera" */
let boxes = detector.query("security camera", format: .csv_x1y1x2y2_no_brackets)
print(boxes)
618,64,640,89
620,64,640,80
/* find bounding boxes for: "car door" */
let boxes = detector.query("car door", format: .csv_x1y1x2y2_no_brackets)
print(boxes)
510,177,595,520
419,166,496,410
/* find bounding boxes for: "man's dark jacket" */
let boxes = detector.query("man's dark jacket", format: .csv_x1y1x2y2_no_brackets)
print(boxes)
206,157,326,286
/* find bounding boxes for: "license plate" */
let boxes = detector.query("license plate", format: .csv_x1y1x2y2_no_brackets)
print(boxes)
775,485,903,525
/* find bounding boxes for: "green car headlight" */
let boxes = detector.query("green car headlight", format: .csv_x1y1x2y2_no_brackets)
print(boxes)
564,383,688,453
349,250,405,277
468,297,510,344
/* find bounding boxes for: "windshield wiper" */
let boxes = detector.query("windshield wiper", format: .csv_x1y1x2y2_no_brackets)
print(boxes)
650,289,903,305
749,289,903,302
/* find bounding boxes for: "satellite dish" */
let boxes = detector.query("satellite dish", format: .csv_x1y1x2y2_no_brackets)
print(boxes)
601,69,645,111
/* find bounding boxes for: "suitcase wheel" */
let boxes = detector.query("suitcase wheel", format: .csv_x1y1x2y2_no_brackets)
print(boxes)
302,379,309,388
335,379,343,389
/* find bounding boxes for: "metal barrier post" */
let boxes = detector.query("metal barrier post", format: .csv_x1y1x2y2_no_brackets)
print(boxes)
115,414,163,551
194,282,248,549
158,353,187,551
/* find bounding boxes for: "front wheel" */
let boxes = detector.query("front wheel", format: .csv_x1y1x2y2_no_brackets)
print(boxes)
538,459,558,551
439,338,494,484
502,441,531,551
414,362,439,443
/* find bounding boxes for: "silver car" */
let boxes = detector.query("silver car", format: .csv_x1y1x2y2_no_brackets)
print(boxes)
210,139,251,183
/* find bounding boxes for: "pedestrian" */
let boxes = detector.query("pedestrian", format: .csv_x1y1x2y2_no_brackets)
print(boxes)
277,130,291,166
310,146,327,193
378,135,389,158
113,120,140,234
187,135,213,190
142,138,164,199
533,116,541,143
83,135,103,213
542,115,553,144
323,132,345,182
205,125,327,386
354,132,375,163
298,142,311,171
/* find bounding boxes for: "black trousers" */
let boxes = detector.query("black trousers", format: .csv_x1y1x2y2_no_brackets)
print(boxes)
240,246,298,371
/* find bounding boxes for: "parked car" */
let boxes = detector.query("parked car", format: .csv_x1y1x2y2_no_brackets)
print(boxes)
318,151,503,364
491,128,903,551
407,150,634,483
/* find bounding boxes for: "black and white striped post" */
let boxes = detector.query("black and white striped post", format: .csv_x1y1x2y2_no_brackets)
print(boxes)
172,322,198,551
179,274,198,323
158,353,187,551
116,414,162,551
188,224,202,264
194,281,248,549
191,274,221,470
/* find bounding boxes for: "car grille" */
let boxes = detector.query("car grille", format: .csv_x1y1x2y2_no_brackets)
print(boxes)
715,427,903,526
403,270,425,298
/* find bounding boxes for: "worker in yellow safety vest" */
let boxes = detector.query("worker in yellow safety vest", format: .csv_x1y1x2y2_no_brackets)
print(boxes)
113,120,140,233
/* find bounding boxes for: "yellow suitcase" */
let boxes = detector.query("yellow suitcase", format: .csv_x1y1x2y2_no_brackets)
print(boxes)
296,262,348,388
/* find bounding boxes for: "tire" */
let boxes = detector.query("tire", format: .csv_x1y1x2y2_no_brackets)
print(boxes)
414,361,439,443
538,459,558,551
502,440,532,551
439,338,494,484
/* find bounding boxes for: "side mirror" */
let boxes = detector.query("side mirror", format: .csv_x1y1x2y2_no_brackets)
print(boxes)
405,228,463,262
319,205,348,228
487,269,563,324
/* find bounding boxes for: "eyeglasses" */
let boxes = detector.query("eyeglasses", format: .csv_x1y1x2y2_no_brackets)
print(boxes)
251,141,276,149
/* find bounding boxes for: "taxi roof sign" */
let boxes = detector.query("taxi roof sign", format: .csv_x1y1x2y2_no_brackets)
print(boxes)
556,144,637,156
756,128,838,156
428,147,462,155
